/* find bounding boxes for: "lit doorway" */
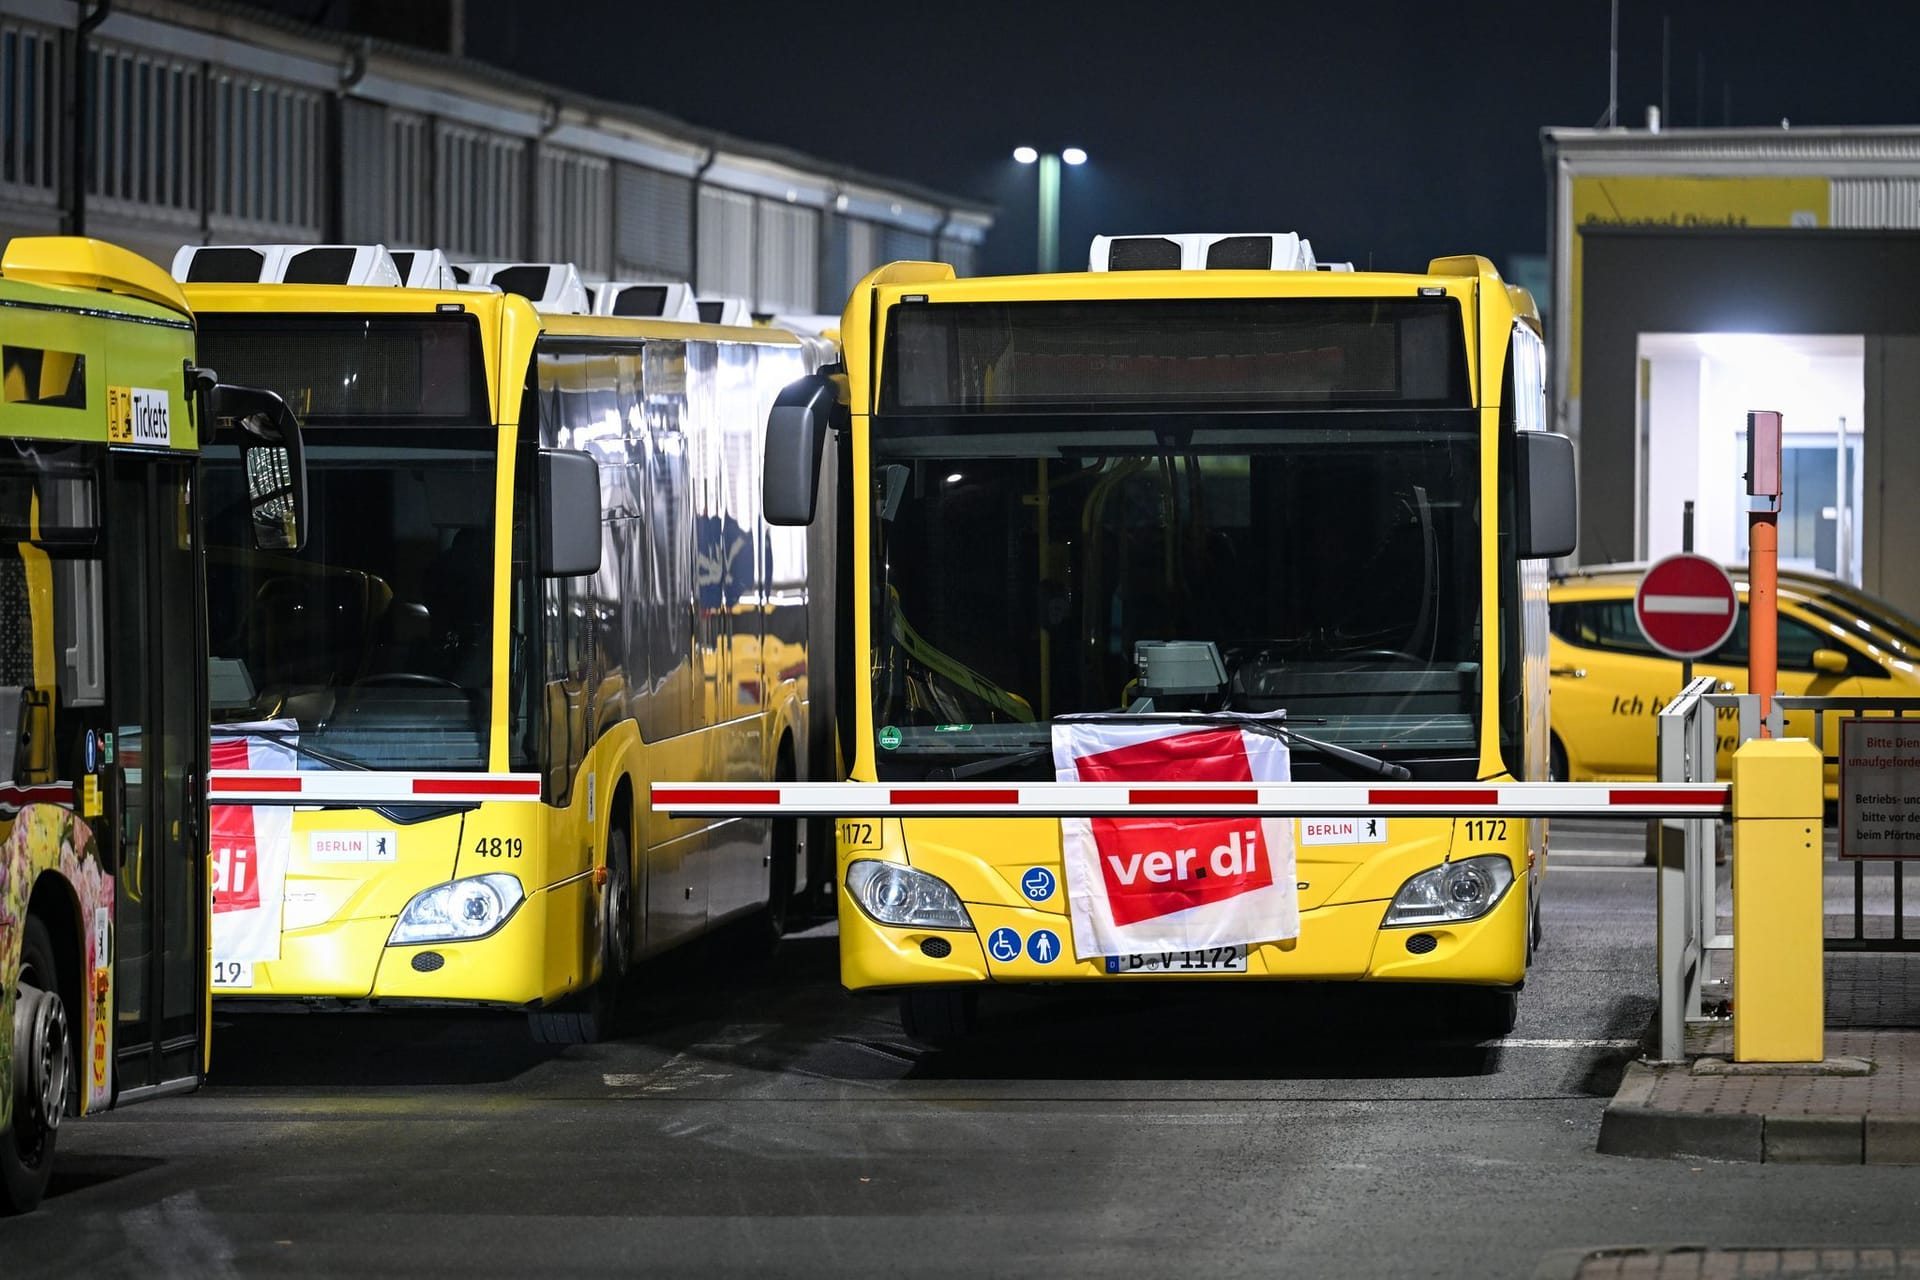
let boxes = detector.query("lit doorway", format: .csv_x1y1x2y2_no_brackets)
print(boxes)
1635,333,1863,580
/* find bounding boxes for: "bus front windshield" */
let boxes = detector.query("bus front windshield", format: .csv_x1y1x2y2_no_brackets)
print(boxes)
205,432,497,770
869,419,1484,779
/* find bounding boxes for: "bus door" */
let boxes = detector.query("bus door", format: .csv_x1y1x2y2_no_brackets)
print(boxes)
106,455,206,1099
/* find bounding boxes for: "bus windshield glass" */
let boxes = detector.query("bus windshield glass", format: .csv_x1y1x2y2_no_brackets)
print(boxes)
869,418,1483,778
203,431,497,770
871,296,1483,779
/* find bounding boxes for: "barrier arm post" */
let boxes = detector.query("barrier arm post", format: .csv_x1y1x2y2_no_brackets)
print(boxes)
1746,410,1783,736
1731,737,1824,1062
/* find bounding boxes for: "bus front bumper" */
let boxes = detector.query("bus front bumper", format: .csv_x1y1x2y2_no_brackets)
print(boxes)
213,879,591,1009
838,872,1530,992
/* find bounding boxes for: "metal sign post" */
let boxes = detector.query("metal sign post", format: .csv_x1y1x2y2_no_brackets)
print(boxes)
1747,410,1783,736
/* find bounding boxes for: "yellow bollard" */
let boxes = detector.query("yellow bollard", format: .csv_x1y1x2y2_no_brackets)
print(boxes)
1731,737,1824,1062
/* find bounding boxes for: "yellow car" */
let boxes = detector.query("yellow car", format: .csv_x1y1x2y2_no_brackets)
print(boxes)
1548,565,1920,788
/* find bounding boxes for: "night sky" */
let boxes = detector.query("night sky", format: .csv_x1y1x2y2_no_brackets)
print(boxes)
462,0,1920,278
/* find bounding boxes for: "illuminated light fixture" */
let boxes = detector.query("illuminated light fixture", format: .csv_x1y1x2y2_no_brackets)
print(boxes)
1013,146,1039,165
1061,147,1088,166
946,472,964,484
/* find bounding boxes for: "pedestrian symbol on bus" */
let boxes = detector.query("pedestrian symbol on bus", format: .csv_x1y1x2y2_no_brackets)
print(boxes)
1026,929,1061,964
986,927,1022,963
1020,867,1056,901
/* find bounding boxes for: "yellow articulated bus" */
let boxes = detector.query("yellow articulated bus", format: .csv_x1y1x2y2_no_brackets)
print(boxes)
1,237,304,1212
753,231,1578,1043
177,247,834,1042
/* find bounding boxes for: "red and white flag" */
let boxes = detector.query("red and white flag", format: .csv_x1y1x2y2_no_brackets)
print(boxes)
1052,718,1299,959
210,724,297,966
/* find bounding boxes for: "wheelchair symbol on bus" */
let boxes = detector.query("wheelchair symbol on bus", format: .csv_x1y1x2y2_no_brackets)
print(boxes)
986,927,1022,963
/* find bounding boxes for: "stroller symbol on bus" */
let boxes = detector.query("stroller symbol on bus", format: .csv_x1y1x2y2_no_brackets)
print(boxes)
1020,867,1056,901
986,928,1022,963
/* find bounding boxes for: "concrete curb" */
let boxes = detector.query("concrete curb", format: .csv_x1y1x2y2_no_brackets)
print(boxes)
1598,1060,1920,1164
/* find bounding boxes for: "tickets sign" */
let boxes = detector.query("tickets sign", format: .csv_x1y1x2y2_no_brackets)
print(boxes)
1052,718,1299,959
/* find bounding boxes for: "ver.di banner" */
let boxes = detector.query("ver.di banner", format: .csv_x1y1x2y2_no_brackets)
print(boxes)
1051,717,1299,959
211,723,297,965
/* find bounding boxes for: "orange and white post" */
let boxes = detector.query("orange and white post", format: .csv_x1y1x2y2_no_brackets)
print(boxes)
1746,410,1783,735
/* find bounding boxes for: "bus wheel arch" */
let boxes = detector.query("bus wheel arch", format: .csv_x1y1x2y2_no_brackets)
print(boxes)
1548,733,1569,783
527,785,635,1046
2,909,76,1214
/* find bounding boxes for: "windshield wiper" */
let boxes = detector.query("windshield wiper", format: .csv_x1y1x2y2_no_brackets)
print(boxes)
919,715,1412,783
927,747,1052,781
1064,712,1414,782
214,725,371,772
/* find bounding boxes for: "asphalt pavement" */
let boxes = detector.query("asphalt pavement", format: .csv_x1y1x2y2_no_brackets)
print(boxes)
8,834,1920,1279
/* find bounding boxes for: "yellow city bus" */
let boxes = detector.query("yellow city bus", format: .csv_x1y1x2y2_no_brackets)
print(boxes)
759,234,1577,1043
180,259,832,1042
1,237,303,1212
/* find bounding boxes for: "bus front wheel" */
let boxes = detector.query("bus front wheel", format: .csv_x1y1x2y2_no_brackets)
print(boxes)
528,831,633,1045
1445,986,1519,1041
2,917,71,1215
898,989,978,1048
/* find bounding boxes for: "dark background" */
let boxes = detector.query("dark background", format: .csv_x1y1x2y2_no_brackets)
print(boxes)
265,1,1920,276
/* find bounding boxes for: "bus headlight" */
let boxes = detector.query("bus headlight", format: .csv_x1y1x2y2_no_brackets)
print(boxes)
389,874,525,945
845,860,973,931
1382,856,1514,927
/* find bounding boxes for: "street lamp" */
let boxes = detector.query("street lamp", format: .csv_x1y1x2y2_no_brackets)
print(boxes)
1014,146,1087,273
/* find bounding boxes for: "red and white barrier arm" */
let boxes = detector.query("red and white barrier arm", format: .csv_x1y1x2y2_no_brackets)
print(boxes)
209,771,543,806
649,781,1730,820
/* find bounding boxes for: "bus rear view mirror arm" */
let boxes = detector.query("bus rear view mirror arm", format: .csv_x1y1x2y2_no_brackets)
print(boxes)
1516,430,1577,560
763,372,838,526
539,448,602,577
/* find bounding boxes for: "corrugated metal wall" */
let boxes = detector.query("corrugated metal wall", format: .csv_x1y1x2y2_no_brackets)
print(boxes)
1833,177,1920,230
0,19,60,208
537,146,610,274
615,162,693,278
697,185,754,298
0,12,989,304
755,198,818,313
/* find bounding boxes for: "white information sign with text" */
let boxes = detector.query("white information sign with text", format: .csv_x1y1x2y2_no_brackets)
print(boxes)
1840,718,1920,860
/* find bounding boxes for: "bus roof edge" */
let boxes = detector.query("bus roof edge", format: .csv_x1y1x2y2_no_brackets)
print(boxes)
2,236,190,316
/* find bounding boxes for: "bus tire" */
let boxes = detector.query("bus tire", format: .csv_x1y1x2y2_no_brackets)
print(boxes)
753,748,799,948
1446,986,1518,1041
898,988,977,1048
528,832,633,1046
1548,735,1569,783
2,917,71,1215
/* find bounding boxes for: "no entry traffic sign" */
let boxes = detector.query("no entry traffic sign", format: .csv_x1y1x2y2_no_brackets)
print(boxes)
1635,553,1740,658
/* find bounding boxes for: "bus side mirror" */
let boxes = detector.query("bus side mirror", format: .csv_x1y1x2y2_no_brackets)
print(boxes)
539,448,602,577
1515,430,1577,560
764,373,836,527
210,382,308,553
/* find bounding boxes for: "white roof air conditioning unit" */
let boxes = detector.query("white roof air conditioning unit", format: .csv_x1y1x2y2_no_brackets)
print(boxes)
171,243,403,286
594,280,700,321
1089,233,1321,273
386,248,468,290
458,262,591,314
694,294,753,327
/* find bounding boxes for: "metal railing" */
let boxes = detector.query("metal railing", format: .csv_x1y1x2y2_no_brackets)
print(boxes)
1655,683,1920,1059
1654,677,1733,1061
1771,693,1920,953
